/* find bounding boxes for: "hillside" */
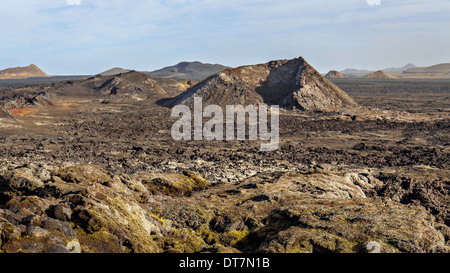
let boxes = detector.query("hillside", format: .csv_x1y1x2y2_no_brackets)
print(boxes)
0,64,48,79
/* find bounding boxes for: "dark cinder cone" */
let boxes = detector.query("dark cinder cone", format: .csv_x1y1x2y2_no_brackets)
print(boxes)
163,57,359,112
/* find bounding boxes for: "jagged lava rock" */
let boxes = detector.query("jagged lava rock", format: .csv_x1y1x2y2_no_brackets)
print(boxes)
1,164,447,253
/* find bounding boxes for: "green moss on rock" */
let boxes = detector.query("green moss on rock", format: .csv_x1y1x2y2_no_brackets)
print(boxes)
139,172,211,196
71,183,163,253
57,164,112,184
163,228,206,253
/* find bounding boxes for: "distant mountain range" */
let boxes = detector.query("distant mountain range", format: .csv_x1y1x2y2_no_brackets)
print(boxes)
2,61,450,82
340,64,417,78
340,63,450,79
402,63,450,78
383,64,418,74
0,61,229,82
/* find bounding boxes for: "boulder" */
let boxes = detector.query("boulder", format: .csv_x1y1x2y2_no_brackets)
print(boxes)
0,168,44,195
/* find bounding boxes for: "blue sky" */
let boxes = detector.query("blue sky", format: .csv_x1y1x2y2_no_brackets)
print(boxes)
0,0,449,75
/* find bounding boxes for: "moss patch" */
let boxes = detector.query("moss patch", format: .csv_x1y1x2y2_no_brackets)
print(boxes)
57,164,112,184
139,171,211,196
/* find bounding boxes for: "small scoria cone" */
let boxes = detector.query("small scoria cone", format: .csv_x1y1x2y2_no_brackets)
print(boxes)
325,70,349,79
362,70,397,79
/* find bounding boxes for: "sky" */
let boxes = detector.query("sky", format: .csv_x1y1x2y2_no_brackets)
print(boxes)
0,0,449,75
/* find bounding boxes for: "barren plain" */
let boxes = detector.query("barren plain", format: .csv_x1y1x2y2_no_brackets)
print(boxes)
0,73,449,253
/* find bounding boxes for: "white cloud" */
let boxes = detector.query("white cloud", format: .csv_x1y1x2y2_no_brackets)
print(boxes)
66,0,81,5
367,0,381,6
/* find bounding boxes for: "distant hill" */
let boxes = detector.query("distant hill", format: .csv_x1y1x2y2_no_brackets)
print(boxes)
48,71,190,98
402,63,450,78
100,67,131,76
340,68,374,78
341,64,417,78
325,70,348,79
362,70,397,79
384,64,417,74
146,61,229,81
0,64,48,79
